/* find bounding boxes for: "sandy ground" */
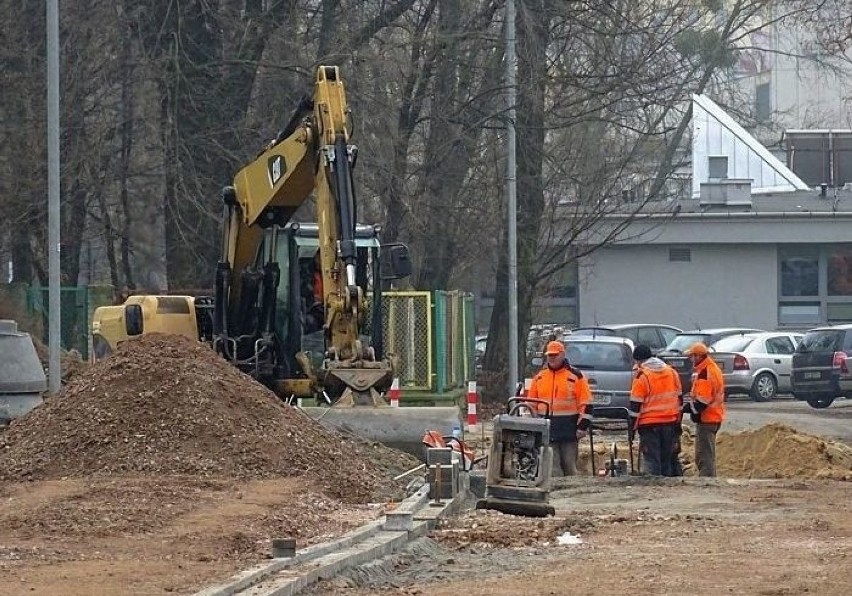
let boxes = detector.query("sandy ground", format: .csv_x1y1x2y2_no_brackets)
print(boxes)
0,476,385,596
304,399,852,596
309,478,852,595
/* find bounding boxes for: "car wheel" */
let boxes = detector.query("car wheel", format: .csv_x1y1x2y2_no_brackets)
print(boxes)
750,373,777,402
806,395,835,409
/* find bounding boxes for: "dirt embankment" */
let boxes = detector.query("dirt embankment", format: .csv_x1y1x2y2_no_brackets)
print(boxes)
576,423,852,480
688,422,852,480
0,333,419,502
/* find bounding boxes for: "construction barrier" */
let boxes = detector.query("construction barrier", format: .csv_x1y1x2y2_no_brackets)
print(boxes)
466,381,478,431
389,378,400,407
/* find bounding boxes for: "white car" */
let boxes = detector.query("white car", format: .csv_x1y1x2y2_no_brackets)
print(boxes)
710,332,803,401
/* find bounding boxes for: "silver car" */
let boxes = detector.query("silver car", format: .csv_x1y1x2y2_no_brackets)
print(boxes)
710,332,802,401
563,336,635,419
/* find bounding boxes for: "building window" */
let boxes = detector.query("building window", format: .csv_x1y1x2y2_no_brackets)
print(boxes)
755,82,771,122
827,303,852,323
827,246,852,296
669,248,691,262
780,252,818,296
778,244,852,326
778,303,820,326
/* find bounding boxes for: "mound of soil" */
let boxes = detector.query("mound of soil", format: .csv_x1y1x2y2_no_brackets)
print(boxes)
682,423,852,480
0,333,419,502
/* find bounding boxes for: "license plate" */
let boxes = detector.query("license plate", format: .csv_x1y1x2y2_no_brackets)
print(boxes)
803,371,822,380
592,393,611,405
669,358,686,368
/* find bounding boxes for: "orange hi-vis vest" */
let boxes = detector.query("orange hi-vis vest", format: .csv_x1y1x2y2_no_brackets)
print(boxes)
527,364,592,423
312,271,323,303
630,364,682,427
691,357,726,424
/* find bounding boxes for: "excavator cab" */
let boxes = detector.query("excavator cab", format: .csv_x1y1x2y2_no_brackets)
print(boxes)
264,222,405,397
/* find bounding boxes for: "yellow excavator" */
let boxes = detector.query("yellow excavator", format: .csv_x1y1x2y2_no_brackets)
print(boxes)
91,66,459,454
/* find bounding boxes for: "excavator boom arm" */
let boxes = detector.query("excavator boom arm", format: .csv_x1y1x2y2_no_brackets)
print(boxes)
215,66,366,375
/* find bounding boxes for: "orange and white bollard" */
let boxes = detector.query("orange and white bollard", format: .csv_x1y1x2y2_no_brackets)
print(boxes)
389,378,400,407
523,378,533,397
466,381,478,432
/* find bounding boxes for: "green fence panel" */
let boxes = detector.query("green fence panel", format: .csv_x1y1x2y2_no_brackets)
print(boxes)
464,295,475,381
27,286,90,359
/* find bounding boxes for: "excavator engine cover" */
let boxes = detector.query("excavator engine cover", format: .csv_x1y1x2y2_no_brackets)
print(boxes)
477,398,555,517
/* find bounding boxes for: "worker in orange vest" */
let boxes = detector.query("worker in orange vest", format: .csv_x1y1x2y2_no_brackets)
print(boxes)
527,340,593,476
303,249,325,334
630,344,683,476
683,342,725,477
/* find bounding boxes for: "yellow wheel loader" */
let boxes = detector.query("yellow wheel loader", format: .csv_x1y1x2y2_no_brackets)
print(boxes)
91,66,459,455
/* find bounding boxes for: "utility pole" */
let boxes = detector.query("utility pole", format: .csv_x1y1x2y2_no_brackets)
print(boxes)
505,0,518,394
47,0,61,393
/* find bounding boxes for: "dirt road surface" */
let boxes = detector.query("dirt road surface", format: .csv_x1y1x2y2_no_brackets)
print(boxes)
307,402,852,596
310,478,852,595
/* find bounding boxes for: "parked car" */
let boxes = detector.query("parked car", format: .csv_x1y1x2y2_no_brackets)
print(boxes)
791,324,852,409
658,327,764,394
710,332,802,401
570,324,682,354
562,336,635,419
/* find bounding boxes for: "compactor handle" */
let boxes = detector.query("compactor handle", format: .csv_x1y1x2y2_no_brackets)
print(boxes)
506,397,550,418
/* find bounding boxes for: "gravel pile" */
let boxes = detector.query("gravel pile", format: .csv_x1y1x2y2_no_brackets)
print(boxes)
0,333,419,502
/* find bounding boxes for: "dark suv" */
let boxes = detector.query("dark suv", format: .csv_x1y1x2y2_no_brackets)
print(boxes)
658,328,764,394
791,325,852,408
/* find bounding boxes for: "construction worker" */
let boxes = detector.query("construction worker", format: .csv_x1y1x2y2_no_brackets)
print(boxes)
527,340,593,476
630,344,683,476
682,342,725,477
302,249,324,334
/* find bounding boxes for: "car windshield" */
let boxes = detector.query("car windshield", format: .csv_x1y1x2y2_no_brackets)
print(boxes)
666,334,711,352
796,330,844,353
711,335,755,352
564,341,632,371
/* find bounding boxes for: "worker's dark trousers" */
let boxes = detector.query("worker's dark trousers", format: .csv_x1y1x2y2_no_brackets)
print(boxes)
696,422,721,477
552,440,579,476
671,425,684,477
638,423,680,476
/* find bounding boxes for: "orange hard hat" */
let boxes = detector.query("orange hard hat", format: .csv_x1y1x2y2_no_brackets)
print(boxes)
684,342,709,356
545,340,565,355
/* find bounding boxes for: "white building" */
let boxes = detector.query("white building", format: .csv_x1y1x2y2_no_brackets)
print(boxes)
577,95,852,332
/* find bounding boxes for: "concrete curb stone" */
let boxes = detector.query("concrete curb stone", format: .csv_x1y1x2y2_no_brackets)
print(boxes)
194,482,455,596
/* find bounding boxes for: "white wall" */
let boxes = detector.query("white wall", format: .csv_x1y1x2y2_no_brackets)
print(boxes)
578,244,778,331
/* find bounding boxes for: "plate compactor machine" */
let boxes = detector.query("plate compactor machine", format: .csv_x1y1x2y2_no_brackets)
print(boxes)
476,398,555,517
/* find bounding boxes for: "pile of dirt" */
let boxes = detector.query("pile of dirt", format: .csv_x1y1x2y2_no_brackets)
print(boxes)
0,333,419,502
681,423,852,480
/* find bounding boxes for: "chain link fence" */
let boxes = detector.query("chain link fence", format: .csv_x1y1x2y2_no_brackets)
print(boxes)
367,290,477,394
432,290,475,393
382,291,433,390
